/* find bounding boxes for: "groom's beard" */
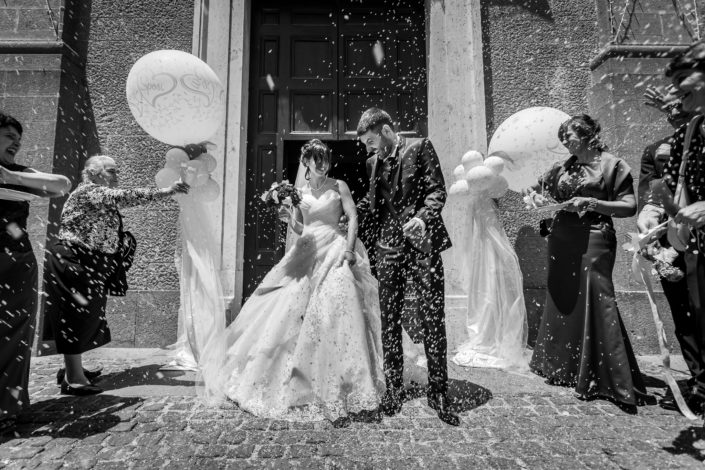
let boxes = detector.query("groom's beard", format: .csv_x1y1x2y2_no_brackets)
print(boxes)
375,137,396,159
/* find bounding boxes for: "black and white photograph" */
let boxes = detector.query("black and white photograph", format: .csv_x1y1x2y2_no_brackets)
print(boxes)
2,0,705,468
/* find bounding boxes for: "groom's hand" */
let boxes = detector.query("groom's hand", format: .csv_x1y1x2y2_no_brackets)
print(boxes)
403,217,425,238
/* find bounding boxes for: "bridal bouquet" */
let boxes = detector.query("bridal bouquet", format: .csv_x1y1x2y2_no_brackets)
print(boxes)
623,235,685,283
260,180,302,208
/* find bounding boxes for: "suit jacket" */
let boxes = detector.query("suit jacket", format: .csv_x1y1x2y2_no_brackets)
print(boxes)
637,136,672,213
357,136,452,256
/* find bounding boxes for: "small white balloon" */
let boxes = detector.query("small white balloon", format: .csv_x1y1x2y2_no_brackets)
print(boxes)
453,164,466,181
165,148,189,169
194,172,210,187
449,179,469,195
487,175,509,198
195,153,217,172
155,167,180,189
192,178,220,202
461,150,484,172
483,156,505,175
180,160,203,186
466,166,496,194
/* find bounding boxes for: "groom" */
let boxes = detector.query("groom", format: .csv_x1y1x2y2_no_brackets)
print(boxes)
355,108,459,426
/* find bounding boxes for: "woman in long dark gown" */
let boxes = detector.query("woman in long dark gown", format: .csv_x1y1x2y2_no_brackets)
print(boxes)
0,113,71,431
525,114,647,413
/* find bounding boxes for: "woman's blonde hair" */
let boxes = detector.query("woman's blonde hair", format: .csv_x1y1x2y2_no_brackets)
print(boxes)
81,155,115,183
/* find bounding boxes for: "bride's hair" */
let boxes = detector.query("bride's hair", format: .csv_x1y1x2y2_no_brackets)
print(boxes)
300,139,331,180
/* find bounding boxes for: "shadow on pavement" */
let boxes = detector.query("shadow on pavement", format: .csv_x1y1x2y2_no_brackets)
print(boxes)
0,395,143,444
99,364,196,391
404,378,492,413
663,426,705,462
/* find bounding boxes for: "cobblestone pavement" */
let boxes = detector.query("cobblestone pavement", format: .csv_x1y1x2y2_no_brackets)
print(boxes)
1,348,704,469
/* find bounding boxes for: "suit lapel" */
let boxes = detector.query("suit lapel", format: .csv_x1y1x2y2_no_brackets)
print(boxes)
390,136,405,200
369,154,381,212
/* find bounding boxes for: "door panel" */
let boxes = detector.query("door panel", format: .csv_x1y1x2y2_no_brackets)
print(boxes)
243,0,426,299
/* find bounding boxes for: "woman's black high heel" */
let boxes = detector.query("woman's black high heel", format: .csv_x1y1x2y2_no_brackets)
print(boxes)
60,380,103,396
56,367,102,385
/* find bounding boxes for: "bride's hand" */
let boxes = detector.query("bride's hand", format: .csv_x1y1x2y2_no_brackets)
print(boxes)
278,206,292,222
340,250,356,267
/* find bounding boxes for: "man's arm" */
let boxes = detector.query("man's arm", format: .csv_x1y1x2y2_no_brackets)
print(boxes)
414,139,446,226
356,157,374,220
637,142,659,213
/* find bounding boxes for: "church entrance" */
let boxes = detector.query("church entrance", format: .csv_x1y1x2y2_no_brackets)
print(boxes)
242,0,427,298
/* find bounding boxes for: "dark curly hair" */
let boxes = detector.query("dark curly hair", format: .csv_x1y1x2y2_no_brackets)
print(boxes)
665,40,705,77
300,139,331,180
356,107,394,136
0,112,23,135
558,114,607,152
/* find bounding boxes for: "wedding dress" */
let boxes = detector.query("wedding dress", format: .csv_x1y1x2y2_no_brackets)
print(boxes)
198,182,385,421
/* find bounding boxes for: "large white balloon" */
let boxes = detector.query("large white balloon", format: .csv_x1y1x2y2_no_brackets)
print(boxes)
487,107,570,191
126,50,226,146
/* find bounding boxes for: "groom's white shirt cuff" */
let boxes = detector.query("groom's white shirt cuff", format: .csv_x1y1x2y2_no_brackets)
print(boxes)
411,217,426,234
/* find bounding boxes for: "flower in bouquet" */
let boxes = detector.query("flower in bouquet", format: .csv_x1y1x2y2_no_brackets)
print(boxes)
260,180,302,208
623,234,685,283
640,243,685,283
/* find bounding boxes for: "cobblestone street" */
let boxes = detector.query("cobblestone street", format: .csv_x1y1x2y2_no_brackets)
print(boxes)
1,349,703,469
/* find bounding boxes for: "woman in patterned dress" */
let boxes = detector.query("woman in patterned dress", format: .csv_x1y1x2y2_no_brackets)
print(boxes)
525,114,647,413
44,155,189,395
0,113,71,431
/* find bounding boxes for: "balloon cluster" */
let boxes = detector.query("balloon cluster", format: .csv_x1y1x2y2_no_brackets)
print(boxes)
155,147,220,202
449,150,509,198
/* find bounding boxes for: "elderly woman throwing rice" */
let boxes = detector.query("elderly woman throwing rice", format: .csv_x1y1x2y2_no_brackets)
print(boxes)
44,155,188,395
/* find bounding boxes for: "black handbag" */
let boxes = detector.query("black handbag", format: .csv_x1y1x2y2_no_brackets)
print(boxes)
107,213,137,296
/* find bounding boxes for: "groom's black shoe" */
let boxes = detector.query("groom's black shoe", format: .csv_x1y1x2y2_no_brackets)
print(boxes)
380,389,403,416
428,393,460,426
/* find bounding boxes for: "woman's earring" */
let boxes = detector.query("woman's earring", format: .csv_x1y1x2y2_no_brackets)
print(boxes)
305,168,311,180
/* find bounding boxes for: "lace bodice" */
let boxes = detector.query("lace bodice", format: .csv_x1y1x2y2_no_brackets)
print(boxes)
298,184,343,230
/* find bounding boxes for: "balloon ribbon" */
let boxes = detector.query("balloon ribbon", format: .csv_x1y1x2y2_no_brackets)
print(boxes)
624,230,698,420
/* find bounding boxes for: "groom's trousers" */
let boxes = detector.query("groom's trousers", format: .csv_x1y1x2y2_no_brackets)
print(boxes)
377,246,448,396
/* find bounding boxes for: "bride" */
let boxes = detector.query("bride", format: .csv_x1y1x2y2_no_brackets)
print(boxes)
198,139,385,425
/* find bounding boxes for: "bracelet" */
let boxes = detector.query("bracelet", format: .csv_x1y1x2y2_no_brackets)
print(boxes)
344,250,355,255
586,198,598,212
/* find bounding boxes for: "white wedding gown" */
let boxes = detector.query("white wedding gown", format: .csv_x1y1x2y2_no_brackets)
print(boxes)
198,183,385,421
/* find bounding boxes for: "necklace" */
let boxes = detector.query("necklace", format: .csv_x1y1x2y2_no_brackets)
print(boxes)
310,176,327,191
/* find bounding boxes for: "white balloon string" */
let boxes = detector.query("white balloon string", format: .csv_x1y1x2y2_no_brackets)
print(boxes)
629,244,698,420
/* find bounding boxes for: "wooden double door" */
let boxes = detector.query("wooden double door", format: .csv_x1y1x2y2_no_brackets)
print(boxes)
243,0,428,299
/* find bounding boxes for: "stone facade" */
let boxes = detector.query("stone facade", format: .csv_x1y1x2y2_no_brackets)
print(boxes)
0,0,699,352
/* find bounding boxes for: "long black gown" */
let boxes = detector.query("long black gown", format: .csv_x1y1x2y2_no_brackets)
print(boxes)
0,162,38,421
529,153,647,407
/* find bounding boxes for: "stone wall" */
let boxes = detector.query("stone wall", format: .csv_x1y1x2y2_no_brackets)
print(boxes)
482,0,699,353
41,0,195,348
588,0,699,353
481,0,600,344
0,0,64,290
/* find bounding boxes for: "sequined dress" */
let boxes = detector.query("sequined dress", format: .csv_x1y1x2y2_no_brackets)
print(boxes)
199,183,385,421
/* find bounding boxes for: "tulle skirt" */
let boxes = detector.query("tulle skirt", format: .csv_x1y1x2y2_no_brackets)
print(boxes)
449,198,529,370
199,222,385,421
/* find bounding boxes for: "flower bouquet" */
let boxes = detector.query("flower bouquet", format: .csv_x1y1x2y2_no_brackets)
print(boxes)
623,227,685,283
260,180,302,209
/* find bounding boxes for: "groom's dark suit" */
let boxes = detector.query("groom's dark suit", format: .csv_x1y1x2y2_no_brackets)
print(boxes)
358,136,452,396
